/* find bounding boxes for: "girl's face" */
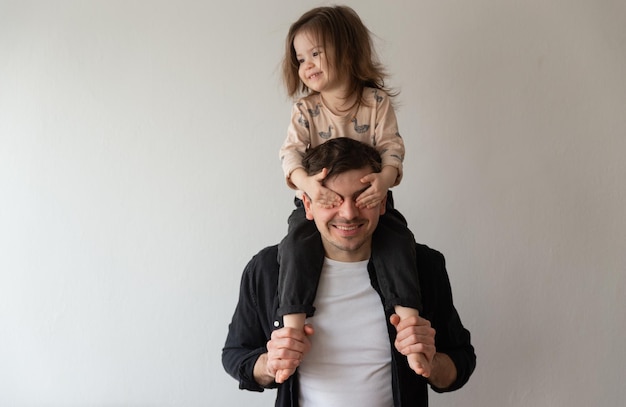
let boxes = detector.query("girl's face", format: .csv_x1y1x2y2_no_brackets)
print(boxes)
293,31,342,96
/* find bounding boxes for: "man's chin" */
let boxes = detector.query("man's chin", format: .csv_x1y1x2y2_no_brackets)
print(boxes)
326,237,369,256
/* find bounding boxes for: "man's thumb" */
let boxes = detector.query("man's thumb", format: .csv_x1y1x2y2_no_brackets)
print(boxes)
389,314,401,328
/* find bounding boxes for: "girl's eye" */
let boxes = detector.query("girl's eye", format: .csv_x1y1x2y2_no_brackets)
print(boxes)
298,58,305,64
313,51,320,57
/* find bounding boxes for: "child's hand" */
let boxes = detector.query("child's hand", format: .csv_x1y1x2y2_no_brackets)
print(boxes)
302,168,342,209
356,172,389,209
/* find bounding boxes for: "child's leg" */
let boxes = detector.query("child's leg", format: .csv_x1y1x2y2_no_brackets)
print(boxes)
371,193,426,375
277,202,324,317
371,199,422,312
275,200,324,383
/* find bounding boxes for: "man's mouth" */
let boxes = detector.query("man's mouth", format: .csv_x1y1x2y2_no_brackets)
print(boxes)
335,225,358,231
333,223,363,237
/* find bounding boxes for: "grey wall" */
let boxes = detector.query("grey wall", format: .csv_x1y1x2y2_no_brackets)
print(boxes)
1,0,624,406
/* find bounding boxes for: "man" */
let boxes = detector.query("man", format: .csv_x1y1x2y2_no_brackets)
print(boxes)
222,138,476,406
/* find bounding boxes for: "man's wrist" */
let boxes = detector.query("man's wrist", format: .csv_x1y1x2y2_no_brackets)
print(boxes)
253,353,276,387
427,352,457,390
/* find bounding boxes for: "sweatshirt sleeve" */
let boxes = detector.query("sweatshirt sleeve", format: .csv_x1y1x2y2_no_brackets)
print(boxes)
279,102,311,189
371,89,405,186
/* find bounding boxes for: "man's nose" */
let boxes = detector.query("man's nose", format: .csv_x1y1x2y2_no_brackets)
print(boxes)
338,199,359,219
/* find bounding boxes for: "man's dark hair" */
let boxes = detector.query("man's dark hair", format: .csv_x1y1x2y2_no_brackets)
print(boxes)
302,138,382,180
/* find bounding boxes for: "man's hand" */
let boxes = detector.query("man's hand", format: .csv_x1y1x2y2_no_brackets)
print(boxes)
390,313,436,377
254,325,314,385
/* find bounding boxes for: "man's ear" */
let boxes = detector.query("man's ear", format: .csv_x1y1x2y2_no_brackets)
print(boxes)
379,193,387,216
302,194,315,220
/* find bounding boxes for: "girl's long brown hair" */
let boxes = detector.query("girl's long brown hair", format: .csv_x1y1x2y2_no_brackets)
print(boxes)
282,5,397,108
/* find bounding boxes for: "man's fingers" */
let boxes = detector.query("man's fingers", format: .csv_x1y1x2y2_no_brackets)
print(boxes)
395,327,436,344
407,352,432,377
397,342,436,358
268,346,304,361
266,325,315,378
392,314,430,332
267,357,301,381
395,334,436,361
271,326,308,342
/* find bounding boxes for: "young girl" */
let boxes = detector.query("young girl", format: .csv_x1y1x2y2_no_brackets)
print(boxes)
277,5,425,383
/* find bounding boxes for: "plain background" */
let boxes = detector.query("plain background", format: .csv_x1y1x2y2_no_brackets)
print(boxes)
1,0,625,406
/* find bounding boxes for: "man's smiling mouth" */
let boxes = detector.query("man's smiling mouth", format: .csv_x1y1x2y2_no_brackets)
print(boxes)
335,224,360,231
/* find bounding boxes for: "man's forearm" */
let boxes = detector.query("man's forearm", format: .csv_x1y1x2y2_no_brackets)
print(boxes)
427,353,457,389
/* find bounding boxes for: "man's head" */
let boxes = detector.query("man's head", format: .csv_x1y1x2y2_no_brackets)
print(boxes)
301,138,386,262
302,137,383,179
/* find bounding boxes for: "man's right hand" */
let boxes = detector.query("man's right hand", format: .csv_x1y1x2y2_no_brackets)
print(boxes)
254,324,314,386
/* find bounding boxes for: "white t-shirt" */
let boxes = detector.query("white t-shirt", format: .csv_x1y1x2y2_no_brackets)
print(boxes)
298,258,393,407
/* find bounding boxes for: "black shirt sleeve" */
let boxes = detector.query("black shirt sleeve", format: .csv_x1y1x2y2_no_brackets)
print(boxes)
221,247,280,392
415,244,476,393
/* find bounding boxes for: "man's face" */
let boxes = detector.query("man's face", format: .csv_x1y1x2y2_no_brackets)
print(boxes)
303,167,386,262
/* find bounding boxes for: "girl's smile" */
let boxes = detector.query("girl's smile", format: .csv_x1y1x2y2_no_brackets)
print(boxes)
293,32,340,96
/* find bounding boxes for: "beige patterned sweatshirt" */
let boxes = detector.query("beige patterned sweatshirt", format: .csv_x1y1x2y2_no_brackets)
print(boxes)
279,88,405,194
